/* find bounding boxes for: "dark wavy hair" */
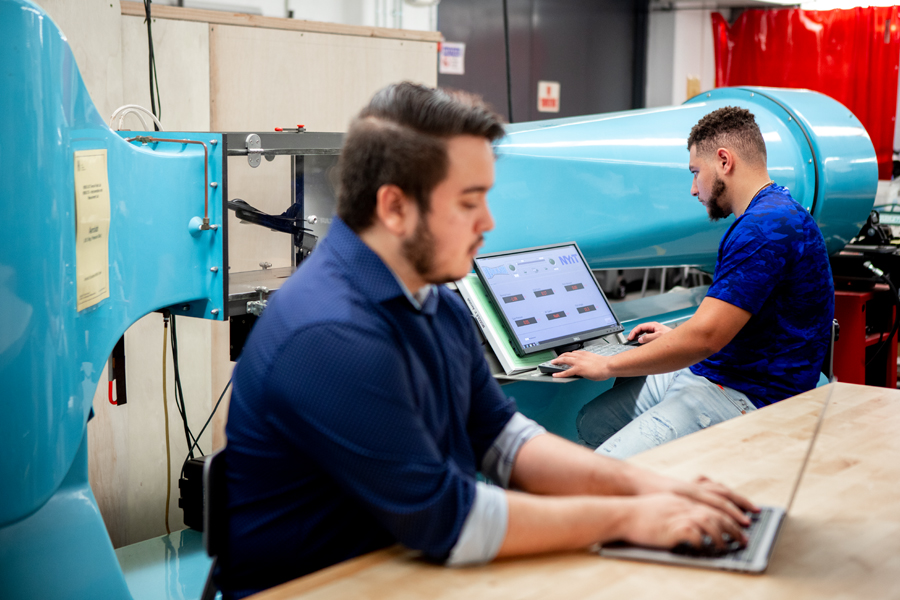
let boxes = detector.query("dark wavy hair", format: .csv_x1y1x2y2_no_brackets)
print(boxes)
687,106,767,166
337,82,505,233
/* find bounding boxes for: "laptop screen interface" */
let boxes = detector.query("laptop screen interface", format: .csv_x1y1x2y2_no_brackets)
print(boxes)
474,243,621,355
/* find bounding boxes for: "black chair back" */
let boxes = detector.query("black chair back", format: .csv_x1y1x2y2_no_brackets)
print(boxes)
200,447,228,600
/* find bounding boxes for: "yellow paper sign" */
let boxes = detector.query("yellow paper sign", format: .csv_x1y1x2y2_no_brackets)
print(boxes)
74,149,111,311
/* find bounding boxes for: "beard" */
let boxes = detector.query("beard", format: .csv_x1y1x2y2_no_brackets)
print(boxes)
706,175,729,222
401,215,439,281
401,216,484,285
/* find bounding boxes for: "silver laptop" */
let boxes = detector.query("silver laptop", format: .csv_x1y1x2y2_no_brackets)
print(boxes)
599,383,834,573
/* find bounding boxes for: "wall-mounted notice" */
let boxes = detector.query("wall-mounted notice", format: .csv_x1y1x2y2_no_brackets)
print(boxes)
537,81,560,113
74,149,110,311
439,42,466,75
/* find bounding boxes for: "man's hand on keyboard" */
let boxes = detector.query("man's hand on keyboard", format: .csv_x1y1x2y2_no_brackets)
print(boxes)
643,474,758,527
628,321,672,344
550,350,612,380
617,492,748,551
627,321,672,344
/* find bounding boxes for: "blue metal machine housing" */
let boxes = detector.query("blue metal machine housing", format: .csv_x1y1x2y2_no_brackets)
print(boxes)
1,2,225,598
485,87,877,268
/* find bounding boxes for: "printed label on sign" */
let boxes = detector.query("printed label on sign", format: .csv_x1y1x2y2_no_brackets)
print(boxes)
537,81,560,113
439,42,466,75
74,149,111,311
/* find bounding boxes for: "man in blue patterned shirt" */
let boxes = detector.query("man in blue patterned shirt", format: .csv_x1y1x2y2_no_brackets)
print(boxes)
221,85,755,598
555,106,834,459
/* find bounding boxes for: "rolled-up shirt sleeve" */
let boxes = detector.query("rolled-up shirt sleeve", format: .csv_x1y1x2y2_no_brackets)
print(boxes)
445,482,508,566
481,412,546,488
446,413,546,566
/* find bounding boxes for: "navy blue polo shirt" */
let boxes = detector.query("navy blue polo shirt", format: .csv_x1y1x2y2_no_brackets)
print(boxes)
691,185,834,407
222,218,516,597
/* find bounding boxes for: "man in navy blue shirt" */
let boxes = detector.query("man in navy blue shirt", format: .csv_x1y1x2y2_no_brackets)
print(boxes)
222,84,755,598
555,107,834,459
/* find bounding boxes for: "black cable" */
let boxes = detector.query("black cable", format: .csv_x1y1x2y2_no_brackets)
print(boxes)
143,0,162,129
502,0,513,123
181,379,232,477
863,262,900,368
169,314,201,458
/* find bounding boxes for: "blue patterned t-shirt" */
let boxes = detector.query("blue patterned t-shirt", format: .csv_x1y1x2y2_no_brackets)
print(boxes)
690,185,834,408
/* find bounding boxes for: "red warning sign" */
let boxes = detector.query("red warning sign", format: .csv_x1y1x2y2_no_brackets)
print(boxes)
537,81,560,113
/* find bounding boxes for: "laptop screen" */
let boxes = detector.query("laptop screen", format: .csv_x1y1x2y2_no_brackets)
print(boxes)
473,242,623,356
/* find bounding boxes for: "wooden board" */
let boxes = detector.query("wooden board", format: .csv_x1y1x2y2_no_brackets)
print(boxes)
36,0,125,129
248,383,900,600
207,20,437,469
209,22,437,274
120,15,211,132
82,14,215,547
120,1,442,43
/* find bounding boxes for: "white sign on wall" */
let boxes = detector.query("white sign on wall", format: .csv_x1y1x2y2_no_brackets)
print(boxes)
537,81,560,113
439,42,466,75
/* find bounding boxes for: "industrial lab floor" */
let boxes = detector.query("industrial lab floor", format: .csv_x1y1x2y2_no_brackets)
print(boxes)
115,528,215,600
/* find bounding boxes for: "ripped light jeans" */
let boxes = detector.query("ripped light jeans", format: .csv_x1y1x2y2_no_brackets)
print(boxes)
576,368,757,460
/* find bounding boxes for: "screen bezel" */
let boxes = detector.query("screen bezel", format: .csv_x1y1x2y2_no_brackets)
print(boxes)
472,242,624,357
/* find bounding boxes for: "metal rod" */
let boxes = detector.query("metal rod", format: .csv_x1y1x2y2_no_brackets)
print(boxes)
125,136,210,228
502,0,513,123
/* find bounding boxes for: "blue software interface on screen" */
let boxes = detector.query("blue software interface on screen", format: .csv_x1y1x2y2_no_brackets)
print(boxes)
475,245,618,350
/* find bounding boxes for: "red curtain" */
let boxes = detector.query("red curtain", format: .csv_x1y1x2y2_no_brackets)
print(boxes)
712,8,900,179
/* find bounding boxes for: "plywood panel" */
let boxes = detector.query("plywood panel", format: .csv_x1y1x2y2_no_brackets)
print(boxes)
210,23,437,275
209,24,437,132
89,312,218,547
120,16,211,132
208,22,437,468
120,0,442,43
88,14,215,547
36,0,125,123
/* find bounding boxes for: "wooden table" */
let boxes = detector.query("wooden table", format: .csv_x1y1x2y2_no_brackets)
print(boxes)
251,383,900,600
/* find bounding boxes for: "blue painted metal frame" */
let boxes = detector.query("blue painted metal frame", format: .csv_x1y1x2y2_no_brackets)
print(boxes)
0,3,224,598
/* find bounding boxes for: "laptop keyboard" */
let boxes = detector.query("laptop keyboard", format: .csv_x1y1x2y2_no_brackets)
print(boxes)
670,508,774,561
538,342,635,373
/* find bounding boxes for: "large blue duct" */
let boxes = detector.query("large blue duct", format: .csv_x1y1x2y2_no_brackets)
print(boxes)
484,87,877,269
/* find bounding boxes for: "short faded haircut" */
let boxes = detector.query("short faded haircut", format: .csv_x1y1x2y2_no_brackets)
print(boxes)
337,82,505,233
687,106,767,166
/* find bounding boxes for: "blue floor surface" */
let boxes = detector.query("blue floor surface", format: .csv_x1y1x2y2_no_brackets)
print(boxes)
115,528,215,600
